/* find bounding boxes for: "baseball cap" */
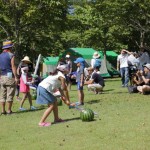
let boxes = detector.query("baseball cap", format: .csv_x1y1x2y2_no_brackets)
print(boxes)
143,63,150,70
57,64,68,72
74,57,85,64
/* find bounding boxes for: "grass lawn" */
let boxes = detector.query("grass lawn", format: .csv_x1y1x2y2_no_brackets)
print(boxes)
0,78,150,150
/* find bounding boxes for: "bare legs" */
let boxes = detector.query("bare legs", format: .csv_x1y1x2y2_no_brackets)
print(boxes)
20,92,33,108
78,90,84,104
39,101,60,124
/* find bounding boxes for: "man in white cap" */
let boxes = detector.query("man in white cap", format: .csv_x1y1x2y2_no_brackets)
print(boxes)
137,63,150,94
65,54,73,91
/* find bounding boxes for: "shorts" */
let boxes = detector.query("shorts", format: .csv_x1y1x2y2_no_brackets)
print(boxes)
77,82,84,90
0,76,16,102
36,86,57,105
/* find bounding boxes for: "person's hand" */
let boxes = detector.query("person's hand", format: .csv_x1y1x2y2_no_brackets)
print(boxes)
15,77,19,84
80,83,83,87
139,70,143,76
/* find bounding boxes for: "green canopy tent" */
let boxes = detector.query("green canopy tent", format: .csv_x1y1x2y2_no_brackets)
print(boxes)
106,51,120,77
42,49,119,78
42,56,59,76
61,48,111,77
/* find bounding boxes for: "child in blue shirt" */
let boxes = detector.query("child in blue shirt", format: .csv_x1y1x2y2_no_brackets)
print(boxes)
74,57,85,106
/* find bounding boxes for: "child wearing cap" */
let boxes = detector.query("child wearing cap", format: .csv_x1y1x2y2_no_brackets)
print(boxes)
74,57,85,106
19,67,36,111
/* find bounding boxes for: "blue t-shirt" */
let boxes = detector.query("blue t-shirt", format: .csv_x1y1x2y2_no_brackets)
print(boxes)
76,66,84,83
0,51,14,75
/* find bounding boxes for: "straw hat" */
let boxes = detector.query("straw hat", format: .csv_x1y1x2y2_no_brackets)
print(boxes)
21,56,31,63
93,52,100,59
2,40,13,49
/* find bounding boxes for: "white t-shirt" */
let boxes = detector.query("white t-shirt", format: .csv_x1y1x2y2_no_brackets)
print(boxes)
39,71,65,93
117,54,129,68
127,54,139,66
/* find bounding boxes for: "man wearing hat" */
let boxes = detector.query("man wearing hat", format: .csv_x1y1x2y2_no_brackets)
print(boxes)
91,51,101,69
0,40,18,115
137,63,150,94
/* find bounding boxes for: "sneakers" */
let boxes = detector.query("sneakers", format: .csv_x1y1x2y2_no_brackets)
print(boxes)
69,105,75,109
75,102,84,106
30,106,37,110
19,107,26,111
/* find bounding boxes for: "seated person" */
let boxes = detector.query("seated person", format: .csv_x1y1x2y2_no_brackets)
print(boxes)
137,64,150,94
84,67,105,94
131,70,144,86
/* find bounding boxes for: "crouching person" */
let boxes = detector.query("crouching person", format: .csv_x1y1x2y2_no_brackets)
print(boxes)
36,64,74,127
84,67,105,94
137,64,150,94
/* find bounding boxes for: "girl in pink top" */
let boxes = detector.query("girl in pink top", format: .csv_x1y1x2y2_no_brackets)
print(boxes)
19,67,36,111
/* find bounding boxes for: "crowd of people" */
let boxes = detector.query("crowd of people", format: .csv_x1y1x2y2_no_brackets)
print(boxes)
117,48,150,94
0,39,150,127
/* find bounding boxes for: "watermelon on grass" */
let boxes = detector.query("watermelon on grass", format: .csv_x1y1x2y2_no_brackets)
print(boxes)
57,98,62,106
80,108,94,121
32,90,37,100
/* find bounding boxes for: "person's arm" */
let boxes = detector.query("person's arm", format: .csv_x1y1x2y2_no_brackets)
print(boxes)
22,73,33,85
58,76,70,105
117,61,120,71
11,56,18,83
140,71,150,84
122,49,132,55
84,79,94,85
69,61,73,74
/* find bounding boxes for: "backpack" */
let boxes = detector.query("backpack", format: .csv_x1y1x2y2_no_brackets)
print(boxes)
94,59,101,68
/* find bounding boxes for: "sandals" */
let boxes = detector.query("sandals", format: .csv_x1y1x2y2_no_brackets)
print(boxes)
1,111,14,115
39,122,51,127
7,111,14,115
1,111,7,115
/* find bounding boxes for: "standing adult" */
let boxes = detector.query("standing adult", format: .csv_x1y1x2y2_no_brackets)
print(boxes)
138,48,150,70
0,40,18,115
117,49,132,87
91,51,101,69
65,54,73,91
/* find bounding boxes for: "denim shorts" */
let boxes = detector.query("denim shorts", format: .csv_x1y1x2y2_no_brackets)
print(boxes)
36,86,56,105
77,82,84,90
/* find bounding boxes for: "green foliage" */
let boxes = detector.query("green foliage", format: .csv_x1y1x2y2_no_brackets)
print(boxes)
0,0,150,59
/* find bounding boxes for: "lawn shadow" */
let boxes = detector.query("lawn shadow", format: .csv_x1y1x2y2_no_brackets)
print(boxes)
104,89,114,92
86,99,101,104
14,106,46,114
52,117,80,125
